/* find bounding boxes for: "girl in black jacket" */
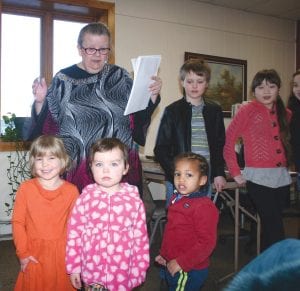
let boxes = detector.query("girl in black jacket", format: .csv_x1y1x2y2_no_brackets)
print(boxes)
287,70,300,190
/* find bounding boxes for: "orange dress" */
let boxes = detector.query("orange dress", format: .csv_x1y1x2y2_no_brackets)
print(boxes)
12,178,79,291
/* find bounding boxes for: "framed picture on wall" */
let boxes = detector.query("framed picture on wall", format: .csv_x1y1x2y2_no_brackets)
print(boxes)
184,52,247,117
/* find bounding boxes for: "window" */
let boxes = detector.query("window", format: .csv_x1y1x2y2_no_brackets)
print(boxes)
1,14,41,118
0,0,114,126
53,20,87,74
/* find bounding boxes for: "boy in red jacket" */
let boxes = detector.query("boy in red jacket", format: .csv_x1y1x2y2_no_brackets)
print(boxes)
155,152,219,290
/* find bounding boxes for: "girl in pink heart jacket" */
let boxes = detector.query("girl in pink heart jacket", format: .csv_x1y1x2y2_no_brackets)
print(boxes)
66,138,149,291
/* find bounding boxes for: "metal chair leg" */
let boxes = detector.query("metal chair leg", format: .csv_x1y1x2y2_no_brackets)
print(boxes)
149,213,167,246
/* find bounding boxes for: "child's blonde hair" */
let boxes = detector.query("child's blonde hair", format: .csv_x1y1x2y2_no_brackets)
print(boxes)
29,135,70,176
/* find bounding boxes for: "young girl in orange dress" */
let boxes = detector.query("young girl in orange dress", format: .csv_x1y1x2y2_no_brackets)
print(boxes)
12,135,79,291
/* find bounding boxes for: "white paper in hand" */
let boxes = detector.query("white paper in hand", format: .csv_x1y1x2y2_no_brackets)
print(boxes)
124,55,161,115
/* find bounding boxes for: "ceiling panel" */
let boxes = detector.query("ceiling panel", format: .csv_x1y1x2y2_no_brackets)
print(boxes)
192,0,300,20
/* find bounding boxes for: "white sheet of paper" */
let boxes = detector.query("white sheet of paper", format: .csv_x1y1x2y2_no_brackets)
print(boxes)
124,55,161,115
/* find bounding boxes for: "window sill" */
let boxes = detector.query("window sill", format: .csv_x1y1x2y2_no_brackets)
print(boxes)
0,140,31,152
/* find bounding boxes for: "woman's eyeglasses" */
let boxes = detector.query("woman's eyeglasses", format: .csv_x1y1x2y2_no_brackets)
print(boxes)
81,47,111,55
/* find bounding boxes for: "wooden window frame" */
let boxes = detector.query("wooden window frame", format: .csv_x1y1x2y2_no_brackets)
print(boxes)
0,0,115,150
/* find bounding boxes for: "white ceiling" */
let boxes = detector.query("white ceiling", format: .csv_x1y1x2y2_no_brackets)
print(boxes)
192,0,300,21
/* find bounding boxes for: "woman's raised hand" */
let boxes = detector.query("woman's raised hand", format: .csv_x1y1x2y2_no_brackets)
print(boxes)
32,77,47,103
32,77,47,114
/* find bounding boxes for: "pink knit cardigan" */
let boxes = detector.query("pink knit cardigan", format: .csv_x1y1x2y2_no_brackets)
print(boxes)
224,100,291,178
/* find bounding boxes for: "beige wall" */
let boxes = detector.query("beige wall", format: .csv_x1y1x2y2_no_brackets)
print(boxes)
0,0,297,221
0,153,15,234
113,0,296,155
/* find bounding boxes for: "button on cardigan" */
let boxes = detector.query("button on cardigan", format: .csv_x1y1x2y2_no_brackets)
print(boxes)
224,100,290,178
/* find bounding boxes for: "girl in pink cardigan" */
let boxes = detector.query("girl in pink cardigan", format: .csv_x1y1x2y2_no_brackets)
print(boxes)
66,138,149,291
224,69,291,250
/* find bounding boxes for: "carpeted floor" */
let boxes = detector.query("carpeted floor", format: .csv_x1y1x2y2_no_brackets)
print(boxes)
1,194,299,291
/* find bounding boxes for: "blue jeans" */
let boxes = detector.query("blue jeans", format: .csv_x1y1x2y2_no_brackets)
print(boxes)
160,267,208,291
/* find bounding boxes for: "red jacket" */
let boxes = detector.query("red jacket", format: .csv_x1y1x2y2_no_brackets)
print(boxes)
160,194,219,271
224,100,291,178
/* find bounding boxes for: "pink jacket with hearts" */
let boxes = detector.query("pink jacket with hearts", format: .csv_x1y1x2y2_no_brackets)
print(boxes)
66,183,149,291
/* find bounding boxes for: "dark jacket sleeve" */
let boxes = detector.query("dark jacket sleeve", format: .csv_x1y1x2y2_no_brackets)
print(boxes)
154,106,178,182
22,101,49,141
154,99,193,182
288,98,300,171
132,96,160,146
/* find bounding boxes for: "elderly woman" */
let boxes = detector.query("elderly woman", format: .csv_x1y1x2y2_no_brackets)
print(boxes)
25,22,162,193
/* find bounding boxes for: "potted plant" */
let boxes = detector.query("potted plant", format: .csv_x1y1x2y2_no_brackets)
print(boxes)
1,113,31,216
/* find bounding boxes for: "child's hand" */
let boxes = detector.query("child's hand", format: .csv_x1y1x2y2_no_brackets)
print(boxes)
20,256,38,272
214,175,226,192
155,254,167,266
70,273,82,289
167,259,182,276
234,174,246,186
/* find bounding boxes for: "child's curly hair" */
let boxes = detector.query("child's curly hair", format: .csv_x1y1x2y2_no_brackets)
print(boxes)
173,152,209,177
